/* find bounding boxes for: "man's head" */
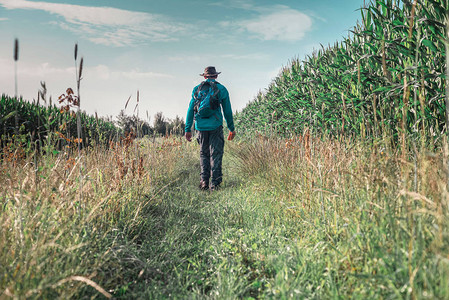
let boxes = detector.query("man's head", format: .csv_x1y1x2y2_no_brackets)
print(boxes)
200,66,221,79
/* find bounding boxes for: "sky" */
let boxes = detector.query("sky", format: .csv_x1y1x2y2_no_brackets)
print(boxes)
0,0,366,122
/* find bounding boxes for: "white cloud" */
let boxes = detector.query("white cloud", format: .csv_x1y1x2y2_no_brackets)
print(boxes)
0,58,172,89
14,61,74,78
0,0,188,46
91,64,174,80
217,3,313,42
237,8,312,41
0,17,8,21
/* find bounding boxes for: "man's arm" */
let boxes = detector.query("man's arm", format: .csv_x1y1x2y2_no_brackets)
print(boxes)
220,87,235,132
186,88,197,132
185,90,196,141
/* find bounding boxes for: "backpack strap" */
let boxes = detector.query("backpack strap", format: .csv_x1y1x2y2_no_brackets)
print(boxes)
193,81,207,114
194,81,208,101
194,80,220,100
208,81,220,109
193,80,221,115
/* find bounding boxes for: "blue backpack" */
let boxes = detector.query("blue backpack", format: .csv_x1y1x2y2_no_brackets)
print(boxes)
193,81,220,118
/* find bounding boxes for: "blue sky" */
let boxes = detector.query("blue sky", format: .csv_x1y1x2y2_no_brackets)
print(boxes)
0,0,366,121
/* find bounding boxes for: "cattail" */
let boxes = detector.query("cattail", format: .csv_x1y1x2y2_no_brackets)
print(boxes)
134,90,139,114
14,38,18,61
74,43,78,61
77,57,83,92
14,38,19,136
79,57,83,79
125,95,131,109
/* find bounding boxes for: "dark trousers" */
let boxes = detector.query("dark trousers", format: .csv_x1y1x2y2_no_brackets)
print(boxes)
197,126,224,186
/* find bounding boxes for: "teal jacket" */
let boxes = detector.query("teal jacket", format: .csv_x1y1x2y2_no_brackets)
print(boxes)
185,79,235,132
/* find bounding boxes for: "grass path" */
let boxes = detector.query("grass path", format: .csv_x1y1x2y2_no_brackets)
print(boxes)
2,137,448,299
120,155,261,298
116,139,449,299
106,146,293,298
120,149,342,299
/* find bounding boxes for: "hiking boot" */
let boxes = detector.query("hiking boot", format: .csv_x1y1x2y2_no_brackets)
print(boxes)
210,184,220,191
199,181,209,191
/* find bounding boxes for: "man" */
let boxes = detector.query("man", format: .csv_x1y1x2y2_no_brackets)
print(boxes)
185,66,236,191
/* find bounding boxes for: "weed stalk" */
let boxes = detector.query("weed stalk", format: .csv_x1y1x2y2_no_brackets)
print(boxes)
14,38,19,137
74,44,84,203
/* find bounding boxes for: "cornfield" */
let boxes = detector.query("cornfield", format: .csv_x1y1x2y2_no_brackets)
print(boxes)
236,0,448,144
0,94,120,149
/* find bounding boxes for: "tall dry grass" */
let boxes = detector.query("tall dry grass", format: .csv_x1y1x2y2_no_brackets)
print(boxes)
228,134,449,298
0,135,189,298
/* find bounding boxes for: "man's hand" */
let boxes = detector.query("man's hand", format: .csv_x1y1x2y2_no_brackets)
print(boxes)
185,132,192,142
227,131,236,141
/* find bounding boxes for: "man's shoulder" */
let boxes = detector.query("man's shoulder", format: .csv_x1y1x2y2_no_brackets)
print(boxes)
192,83,202,95
193,81,227,90
215,82,228,93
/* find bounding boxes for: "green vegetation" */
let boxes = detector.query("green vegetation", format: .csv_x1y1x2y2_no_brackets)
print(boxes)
1,134,448,298
0,94,186,152
1,0,449,298
236,0,447,142
1,93,119,148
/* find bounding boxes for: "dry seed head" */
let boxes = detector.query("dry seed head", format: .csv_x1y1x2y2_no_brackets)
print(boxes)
125,95,131,109
14,39,18,61
74,43,78,61
78,57,83,81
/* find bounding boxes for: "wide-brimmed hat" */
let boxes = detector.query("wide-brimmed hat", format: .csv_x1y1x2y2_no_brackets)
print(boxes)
200,66,221,77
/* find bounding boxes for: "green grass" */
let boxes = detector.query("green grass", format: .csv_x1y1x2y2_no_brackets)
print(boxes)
2,134,448,299
3,1,448,297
